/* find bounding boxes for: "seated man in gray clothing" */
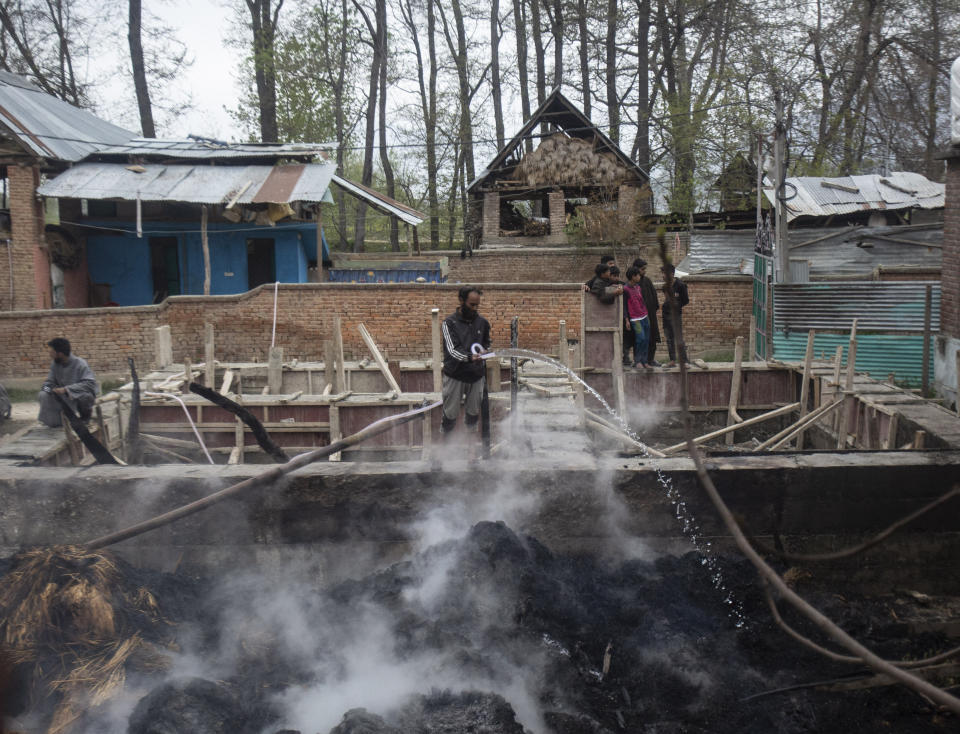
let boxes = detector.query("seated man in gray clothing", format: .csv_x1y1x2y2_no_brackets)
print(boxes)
38,338,98,427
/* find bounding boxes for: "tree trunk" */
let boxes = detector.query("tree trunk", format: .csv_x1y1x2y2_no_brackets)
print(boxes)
491,0,505,149
605,0,619,144
548,0,563,87
924,0,941,180
530,0,546,135
577,0,590,118
376,0,398,251
513,0,533,151
634,0,649,172
128,0,156,137
335,0,349,247
352,0,381,252
245,0,283,142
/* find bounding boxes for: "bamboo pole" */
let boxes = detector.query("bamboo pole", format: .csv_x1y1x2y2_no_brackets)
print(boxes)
204,323,215,387
559,320,567,368
759,399,843,451
725,336,744,446
584,409,666,457
358,322,402,393
660,402,800,455
795,330,815,449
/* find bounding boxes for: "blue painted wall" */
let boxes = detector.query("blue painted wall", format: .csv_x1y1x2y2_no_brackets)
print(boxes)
84,221,326,306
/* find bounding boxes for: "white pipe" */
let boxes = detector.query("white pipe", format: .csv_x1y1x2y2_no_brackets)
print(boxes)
144,392,214,464
271,280,279,348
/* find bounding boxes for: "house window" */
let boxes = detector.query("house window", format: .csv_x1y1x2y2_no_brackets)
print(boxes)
247,238,276,289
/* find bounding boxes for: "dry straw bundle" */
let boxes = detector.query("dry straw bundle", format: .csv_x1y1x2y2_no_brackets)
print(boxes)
0,546,170,733
515,133,630,188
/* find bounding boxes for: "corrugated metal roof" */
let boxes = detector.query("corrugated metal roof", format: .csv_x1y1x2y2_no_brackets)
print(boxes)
36,161,336,204
0,71,135,161
679,225,941,277
331,174,425,225
773,282,941,332
763,172,944,221
93,137,334,160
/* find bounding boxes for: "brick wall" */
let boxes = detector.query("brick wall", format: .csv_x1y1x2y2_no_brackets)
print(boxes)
2,164,48,311
0,276,751,377
333,238,691,285
943,158,960,339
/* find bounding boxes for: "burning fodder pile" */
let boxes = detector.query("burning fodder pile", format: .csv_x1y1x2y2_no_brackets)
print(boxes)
1,524,955,733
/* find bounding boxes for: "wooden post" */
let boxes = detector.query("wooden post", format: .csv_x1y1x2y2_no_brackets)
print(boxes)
182,358,193,395
487,358,501,393
831,345,844,431
233,394,244,465
323,340,336,395
912,430,926,450
431,308,442,392
765,276,773,360
201,204,211,296
884,412,898,450
558,320,567,367
510,316,519,433
405,222,412,255
836,319,858,449
725,336,744,446
795,329,815,449
358,322,402,393
748,314,756,362
268,347,283,394
956,348,960,418
315,204,324,282
155,325,172,369
204,323,215,387
613,295,625,419
922,284,932,396
333,315,346,393
329,404,341,461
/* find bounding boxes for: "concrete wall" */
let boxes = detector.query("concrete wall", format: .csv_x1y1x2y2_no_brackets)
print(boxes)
0,276,752,377
3,452,958,593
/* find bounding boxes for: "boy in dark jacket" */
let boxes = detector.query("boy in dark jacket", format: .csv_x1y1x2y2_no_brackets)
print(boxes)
661,263,690,366
589,264,623,303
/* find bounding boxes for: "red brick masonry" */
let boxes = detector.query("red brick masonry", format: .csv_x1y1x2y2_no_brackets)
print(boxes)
0,278,752,377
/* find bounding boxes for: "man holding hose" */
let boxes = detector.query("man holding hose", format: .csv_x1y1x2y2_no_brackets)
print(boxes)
440,286,491,437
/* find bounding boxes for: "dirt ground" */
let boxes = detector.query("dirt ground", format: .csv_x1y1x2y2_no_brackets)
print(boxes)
0,402,38,438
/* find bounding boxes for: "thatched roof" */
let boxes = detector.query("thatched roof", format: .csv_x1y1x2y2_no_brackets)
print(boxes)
468,88,648,194
514,133,631,188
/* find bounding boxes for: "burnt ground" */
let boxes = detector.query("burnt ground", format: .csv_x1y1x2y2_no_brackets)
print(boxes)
2,522,958,733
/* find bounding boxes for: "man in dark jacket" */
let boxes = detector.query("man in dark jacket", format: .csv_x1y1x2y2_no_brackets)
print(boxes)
661,263,691,366
441,286,492,436
633,259,661,366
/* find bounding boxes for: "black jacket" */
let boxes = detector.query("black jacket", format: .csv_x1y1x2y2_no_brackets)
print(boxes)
442,309,491,383
590,276,620,303
640,276,661,343
662,278,689,315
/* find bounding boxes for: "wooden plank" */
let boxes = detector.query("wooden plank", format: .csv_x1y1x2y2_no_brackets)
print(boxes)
324,340,336,395
725,336,744,446
358,322,402,393
220,369,234,395
759,399,842,451
333,315,346,393
837,319,858,449
795,330,815,449
204,323,216,387
431,308,443,392
268,347,284,394
329,404,341,461
155,325,172,369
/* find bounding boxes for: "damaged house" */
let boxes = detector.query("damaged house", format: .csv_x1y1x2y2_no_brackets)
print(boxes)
0,71,423,309
468,88,651,247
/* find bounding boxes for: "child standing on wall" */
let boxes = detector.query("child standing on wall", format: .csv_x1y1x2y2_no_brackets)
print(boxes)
623,266,651,370
661,263,691,367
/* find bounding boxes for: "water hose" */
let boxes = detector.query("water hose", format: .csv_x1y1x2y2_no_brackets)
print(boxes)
84,400,441,550
144,392,214,464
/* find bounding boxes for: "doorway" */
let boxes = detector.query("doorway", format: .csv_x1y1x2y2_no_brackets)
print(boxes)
149,237,180,303
247,238,276,289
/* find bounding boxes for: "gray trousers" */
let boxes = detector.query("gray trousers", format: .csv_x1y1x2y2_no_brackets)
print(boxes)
38,390,94,427
441,373,485,428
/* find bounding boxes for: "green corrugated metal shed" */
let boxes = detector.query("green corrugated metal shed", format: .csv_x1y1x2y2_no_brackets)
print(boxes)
772,282,939,387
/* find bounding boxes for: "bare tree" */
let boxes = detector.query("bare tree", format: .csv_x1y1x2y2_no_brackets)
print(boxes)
490,0,506,150
128,0,155,137
244,0,283,142
352,0,384,252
